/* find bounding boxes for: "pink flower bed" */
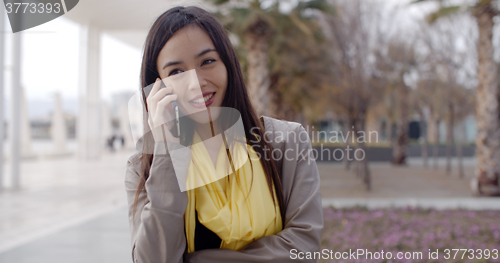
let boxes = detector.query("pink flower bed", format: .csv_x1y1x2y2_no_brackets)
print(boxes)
319,207,500,263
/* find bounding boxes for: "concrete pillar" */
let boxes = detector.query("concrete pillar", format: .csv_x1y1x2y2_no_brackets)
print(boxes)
51,92,68,154
10,28,21,188
0,8,5,191
20,86,33,158
127,93,145,150
119,104,134,150
100,101,112,150
77,24,101,160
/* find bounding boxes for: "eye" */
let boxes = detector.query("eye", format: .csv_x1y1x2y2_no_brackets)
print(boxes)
168,69,183,76
202,59,216,65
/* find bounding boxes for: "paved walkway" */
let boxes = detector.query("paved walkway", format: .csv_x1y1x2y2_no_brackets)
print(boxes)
322,197,500,210
0,153,499,262
317,159,476,199
0,149,134,255
0,206,131,263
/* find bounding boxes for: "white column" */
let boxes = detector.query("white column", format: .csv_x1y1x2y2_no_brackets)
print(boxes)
51,92,68,154
119,104,134,150
0,7,5,191
20,86,33,158
100,101,112,149
11,30,21,188
77,24,101,160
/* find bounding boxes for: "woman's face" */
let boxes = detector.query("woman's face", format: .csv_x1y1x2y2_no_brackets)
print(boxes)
156,24,228,124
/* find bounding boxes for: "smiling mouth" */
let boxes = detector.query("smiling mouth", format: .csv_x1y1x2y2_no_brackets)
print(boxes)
190,92,215,104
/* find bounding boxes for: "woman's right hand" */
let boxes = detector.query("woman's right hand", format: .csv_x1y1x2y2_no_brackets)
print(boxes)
146,78,180,144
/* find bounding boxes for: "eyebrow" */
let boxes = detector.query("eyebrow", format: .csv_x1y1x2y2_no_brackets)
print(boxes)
162,48,216,69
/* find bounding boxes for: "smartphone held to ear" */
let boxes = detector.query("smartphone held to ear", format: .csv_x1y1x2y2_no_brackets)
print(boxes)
142,80,181,138
171,101,181,138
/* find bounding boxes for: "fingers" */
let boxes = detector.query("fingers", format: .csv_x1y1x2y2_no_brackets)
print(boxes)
151,85,174,102
146,78,180,144
155,94,178,120
150,93,177,130
147,78,162,102
146,79,161,114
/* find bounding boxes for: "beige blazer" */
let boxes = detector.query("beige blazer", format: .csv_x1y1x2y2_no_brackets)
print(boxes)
124,116,323,262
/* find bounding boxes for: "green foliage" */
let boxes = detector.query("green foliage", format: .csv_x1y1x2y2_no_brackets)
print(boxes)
267,10,332,120
266,2,333,120
412,0,498,23
296,0,336,15
213,0,230,5
213,7,252,33
210,0,335,120
426,5,461,23
410,0,461,23
410,0,442,4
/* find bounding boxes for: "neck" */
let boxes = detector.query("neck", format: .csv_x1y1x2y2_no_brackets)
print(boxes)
195,121,219,140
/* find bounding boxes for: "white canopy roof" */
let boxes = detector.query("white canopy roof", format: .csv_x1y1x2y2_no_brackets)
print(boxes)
64,0,216,48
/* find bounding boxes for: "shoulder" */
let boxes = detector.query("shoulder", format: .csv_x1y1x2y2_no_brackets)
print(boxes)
261,116,309,145
261,116,304,134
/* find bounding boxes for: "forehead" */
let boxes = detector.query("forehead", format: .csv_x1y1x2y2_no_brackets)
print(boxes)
157,25,215,61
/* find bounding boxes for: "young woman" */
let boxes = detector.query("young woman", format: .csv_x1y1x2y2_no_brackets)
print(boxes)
124,6,323,263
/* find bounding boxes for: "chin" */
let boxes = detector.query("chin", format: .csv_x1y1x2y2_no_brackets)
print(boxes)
188,107,221,124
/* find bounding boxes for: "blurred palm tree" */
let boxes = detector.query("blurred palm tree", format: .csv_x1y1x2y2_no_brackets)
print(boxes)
212,0,334,119
369,39,417,165
413,0,500,196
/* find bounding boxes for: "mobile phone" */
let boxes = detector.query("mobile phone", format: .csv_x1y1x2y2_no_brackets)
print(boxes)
171,101,181,138
142,80,181,138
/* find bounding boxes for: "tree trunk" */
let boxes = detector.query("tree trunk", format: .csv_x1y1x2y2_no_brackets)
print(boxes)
360,143,371,191
386,119,393,143
245,16,273,117
354,118,371,191
446,103,454,175
419,110,428,168
457,141,464,179
344,117,353,170
457,120,467,179
392,84,409,165
472,7,500,196
433,118,440,169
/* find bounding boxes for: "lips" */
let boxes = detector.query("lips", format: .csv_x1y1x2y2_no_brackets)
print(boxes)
189,92,216,108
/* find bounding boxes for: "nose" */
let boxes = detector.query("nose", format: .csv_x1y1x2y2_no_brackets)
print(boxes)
188,69,207,92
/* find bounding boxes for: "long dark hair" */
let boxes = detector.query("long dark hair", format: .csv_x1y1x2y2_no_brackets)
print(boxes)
133,6,285,226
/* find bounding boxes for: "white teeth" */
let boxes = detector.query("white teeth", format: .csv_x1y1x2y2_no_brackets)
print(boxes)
191,93,214,104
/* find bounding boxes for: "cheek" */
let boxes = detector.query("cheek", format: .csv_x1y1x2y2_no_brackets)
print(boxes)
216,66,228,94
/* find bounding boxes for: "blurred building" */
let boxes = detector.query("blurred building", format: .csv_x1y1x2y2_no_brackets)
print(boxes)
315,112,477,145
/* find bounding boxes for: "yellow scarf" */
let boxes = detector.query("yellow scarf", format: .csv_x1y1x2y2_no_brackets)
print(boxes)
184,131,282,253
